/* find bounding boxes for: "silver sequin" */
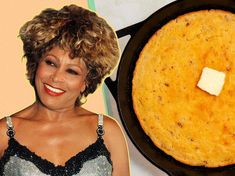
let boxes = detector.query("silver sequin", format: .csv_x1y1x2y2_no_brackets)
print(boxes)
3,155,112,176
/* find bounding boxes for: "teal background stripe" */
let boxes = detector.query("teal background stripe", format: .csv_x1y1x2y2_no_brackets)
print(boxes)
88,0,96,11
87,0,111,115
102,84,112,115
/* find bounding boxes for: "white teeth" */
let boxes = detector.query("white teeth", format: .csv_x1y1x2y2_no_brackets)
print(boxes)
45,84,65,93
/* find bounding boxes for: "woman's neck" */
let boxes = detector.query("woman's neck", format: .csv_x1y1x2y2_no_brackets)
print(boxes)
27,101,81,122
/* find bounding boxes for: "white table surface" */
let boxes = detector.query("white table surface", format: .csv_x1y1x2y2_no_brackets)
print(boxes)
94,1,176,176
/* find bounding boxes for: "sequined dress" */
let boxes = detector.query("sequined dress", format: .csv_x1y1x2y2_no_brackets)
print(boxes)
0,114,112,176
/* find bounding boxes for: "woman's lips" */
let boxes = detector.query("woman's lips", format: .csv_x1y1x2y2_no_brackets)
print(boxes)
44,84,65,96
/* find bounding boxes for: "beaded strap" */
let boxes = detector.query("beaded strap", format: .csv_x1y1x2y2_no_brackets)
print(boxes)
97,114,105,137
5,116,15,138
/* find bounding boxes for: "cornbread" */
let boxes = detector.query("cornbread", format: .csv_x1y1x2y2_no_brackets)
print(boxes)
132,10,235,167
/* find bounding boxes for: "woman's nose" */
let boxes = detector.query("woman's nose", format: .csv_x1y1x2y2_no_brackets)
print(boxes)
51,69,65,83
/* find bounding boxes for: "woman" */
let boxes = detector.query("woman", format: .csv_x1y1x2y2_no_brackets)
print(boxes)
0,4,130,176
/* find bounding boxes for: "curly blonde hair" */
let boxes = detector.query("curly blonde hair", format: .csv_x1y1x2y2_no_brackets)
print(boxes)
19,5,120,105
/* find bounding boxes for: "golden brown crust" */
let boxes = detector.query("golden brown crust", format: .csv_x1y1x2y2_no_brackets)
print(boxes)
132,9,235,167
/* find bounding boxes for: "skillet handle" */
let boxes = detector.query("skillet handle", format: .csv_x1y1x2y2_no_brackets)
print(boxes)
116,20,145,38
104,78,118,102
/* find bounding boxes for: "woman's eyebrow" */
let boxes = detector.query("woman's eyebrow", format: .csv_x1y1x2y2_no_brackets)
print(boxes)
67,64,85,73
44,53,59,60
67,63,80,67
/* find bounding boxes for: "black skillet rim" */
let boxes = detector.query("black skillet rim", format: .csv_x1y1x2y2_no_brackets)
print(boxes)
115,0,235,175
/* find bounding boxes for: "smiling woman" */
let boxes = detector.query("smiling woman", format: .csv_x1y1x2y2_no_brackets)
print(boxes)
35,47,87,109
0,4,130,176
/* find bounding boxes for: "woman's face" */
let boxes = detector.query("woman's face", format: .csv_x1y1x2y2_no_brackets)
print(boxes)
35,46,87,110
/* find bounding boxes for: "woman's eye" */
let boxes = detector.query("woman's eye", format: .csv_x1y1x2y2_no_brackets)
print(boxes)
45,60,56,67
67,69,79,75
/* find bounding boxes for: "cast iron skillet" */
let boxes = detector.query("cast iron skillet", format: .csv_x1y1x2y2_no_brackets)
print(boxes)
105,0,235,175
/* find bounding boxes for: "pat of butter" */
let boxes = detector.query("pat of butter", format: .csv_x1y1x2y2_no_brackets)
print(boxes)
197,67,225,96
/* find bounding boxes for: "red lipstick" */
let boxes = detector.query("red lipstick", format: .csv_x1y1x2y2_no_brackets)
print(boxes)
44,84,65,96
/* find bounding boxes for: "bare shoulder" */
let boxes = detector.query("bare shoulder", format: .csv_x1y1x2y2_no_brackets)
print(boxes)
0,117,7,134
0,117,8,138
103,115,124,139
103,115,121,129
103,115,130,176
0,117,9,157
102,115,127,149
